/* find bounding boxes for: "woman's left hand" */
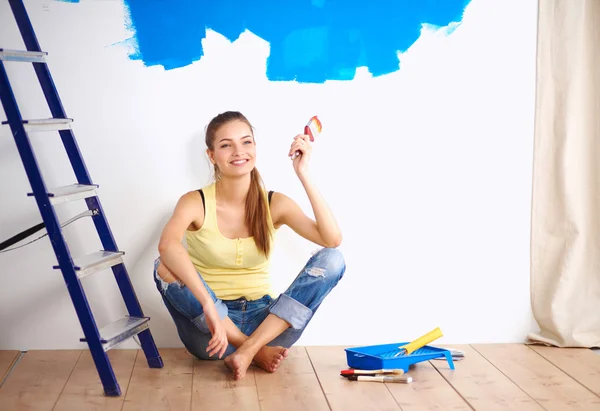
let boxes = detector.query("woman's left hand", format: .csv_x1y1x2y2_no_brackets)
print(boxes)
289,134,312,176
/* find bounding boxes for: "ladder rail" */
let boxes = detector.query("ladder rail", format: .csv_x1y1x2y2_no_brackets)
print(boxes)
0,60,121,396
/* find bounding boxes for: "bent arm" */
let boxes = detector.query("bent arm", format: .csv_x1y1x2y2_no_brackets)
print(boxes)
158,192,214,308
274,174,342,248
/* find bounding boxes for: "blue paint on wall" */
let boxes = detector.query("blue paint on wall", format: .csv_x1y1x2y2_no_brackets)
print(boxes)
123,0,470,83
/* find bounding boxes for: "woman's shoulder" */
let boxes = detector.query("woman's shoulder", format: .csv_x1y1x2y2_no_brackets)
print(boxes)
171,190,204,233
179,187,206,203
175,187,208,219
267,190,291,204
267,191,296,228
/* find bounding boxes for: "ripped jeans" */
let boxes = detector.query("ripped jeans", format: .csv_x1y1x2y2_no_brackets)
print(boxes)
154,247,345,360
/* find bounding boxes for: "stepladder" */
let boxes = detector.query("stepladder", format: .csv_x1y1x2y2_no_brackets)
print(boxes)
0,0,163,396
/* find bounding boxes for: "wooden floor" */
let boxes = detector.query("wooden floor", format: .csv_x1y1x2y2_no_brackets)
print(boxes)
0,344,599,410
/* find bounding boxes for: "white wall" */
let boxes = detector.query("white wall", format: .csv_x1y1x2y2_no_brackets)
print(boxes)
0,0,539,350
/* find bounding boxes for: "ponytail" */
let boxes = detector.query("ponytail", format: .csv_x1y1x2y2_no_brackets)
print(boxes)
246,168,271,256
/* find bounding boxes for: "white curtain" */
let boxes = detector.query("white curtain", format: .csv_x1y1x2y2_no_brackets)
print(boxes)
528,0,600,347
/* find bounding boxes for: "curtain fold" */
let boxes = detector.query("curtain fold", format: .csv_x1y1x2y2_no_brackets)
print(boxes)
528,0,600,347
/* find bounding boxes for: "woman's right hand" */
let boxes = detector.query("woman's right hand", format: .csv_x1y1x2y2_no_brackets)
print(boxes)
204,304,228,358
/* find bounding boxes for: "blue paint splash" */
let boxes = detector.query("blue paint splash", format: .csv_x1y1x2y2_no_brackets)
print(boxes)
123,0,470,83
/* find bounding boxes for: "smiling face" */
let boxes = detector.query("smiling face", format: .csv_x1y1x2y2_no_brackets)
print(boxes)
207,119,256,180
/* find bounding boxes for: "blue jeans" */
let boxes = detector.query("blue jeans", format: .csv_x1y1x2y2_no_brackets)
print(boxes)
154,248,345,360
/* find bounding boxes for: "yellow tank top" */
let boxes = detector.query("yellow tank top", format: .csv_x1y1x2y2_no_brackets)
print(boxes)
184,182,277,301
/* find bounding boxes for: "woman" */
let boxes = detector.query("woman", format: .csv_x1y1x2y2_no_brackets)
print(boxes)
154,111,345,380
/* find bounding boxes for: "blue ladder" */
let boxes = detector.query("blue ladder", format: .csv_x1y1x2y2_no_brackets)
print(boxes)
0,0,163,396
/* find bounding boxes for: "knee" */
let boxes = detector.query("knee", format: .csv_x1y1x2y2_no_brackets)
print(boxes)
310,247,346,281
185,345,215,361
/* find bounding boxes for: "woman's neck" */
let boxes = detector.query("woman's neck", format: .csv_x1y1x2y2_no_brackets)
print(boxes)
216,174,251,205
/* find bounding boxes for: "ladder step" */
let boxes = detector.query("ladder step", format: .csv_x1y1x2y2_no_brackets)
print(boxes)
1,118,73,132
80,316,150,351
28,183,98,205
54,250,125,278
0,48,47,63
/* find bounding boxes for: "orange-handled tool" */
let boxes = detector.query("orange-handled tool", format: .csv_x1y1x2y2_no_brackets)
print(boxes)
394,327,443,357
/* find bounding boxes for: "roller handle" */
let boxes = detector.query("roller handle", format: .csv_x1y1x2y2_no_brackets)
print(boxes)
398,327,443,355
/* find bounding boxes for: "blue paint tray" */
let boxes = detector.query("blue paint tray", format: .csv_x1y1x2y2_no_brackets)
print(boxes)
345,342,455,372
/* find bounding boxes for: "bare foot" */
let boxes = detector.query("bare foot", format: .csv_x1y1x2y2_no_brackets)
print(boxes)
224,346,289,380
224,350,253,380
253,346,289,373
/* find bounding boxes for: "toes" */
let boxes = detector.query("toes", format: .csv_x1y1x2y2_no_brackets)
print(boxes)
271,358,282,371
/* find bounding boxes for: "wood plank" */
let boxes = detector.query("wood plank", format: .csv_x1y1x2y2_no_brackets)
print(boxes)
387,360,471,411
473,344,600,411
431,345,544,411
255,346,329,411
0,350,81,411
0,351,20,385
306,346,400,411
123,348,193,411
54,349,138,411
191,355,260,411
529,345,600,397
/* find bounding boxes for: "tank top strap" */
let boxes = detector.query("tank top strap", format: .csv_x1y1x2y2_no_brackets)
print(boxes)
200,182,218,231
263,189,276,233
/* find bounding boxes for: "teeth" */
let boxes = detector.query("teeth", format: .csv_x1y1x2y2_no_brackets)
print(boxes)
232,160,247,164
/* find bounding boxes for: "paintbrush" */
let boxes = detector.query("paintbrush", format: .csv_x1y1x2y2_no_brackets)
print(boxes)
340,368,404,376
344,375,413,384
394,327,443,357
292,115,322,160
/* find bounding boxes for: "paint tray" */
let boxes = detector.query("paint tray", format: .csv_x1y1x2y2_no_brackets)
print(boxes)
345,342,455,372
